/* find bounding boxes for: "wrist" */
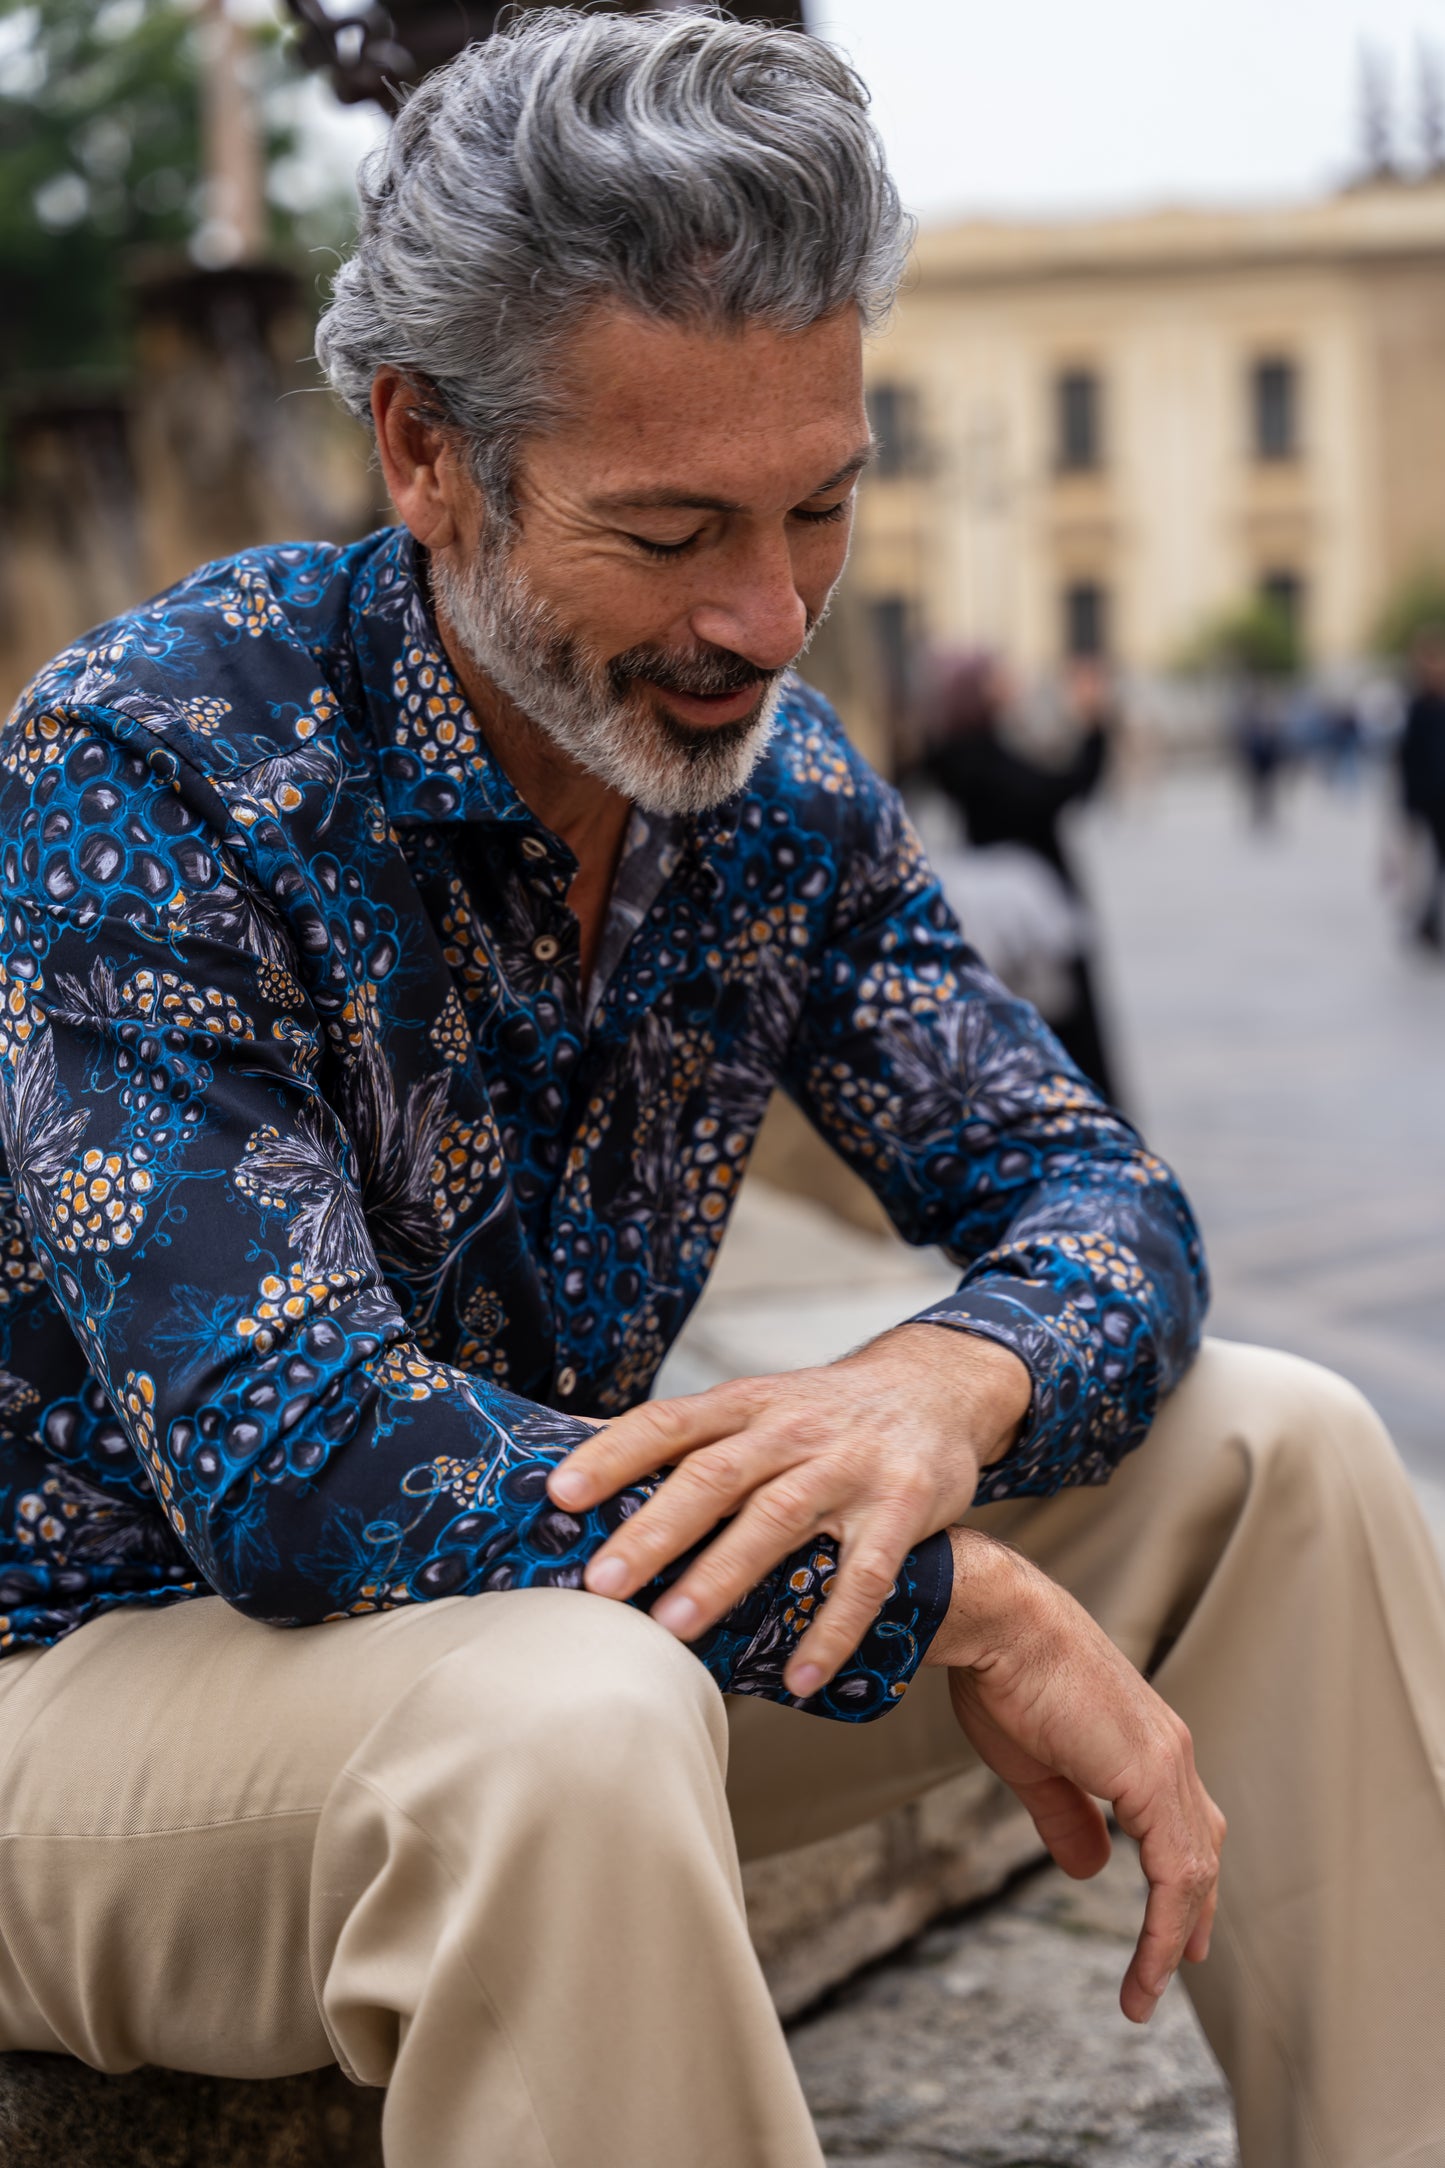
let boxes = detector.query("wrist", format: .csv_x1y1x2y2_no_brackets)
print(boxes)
862,1323,1031,1472
922,1526,1039,1670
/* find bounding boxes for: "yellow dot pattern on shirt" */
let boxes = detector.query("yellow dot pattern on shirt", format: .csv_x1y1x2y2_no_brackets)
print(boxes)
391,651,480,763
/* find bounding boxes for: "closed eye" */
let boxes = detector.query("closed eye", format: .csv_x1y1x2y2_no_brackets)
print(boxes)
624,531,700,560
623,497,853,560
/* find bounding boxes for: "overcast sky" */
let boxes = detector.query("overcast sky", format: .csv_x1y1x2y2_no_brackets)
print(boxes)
296,0,1445,226
811,0,1445,220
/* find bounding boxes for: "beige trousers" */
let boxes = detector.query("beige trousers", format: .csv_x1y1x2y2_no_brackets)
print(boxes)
1,1341,1443,2168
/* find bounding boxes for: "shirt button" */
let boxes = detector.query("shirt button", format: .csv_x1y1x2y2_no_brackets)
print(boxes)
532,934,560,963
520,835,548,860
556,1366,578,1397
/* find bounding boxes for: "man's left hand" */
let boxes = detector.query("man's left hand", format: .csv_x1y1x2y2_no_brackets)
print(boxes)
545,1325,1030,1698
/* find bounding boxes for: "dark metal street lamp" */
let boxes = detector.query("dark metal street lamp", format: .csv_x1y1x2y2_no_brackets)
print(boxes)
281,2,809,110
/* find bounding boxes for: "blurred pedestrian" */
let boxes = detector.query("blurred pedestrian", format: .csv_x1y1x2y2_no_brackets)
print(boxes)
1398,626,1445,951
1232,682,1288,827
906,650,1122,1103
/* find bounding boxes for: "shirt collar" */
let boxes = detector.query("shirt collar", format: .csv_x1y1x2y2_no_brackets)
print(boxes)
353,526,543,838
350,524,738,858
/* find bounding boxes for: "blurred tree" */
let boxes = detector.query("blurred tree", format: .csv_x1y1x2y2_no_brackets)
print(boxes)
0,0,301,391
1181,594,1302,680
1372,564,1445,659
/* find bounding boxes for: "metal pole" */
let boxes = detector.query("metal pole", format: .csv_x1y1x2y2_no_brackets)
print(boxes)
196,0,268,265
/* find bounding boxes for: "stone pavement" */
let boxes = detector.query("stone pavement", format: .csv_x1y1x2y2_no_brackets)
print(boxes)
1080,759,1445,1527
791,1846,1235,2168
662,756,1444,2166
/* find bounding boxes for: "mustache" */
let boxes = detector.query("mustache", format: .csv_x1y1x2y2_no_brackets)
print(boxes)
607,642,782,703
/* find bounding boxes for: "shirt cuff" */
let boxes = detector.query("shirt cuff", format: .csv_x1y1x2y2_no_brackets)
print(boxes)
904,1281,1107,1502
677,1524,954,1723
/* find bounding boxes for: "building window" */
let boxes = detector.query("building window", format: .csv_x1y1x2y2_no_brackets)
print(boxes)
1259,569,1305,640
867,382,924,478
869,594,916,723
1056,367,1103,472
1252,357,1300,461
1063,580,1109,658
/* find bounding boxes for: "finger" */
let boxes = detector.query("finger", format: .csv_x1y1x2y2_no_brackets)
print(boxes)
1119,1818,1217,2021
582,1433,796,1601
1121,1873,1193,2022
1011,1774,1112,1881
782,1525,913,1697
1184,1883,1218,1965
642,1468,837,1634
1183,1793,1226,1964
547,1384,756,1509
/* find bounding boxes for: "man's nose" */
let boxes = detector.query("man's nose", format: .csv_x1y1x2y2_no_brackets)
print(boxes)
687,531,809,673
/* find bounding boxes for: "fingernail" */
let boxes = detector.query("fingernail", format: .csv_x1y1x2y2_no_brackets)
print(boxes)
789,1663,823,1698
652,1592,698,1636
550,1470,587,1506
586,1556,628,1596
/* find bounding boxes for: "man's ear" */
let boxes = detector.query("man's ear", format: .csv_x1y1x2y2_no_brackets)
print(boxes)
371,369,471,552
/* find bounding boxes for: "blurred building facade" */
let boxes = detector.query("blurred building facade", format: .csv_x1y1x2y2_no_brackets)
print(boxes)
849,176,1445,700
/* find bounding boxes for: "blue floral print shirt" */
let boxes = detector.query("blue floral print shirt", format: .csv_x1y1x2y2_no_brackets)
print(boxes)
0,527,1207,1720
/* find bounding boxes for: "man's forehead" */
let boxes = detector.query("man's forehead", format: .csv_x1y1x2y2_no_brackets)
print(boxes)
534,299,869,500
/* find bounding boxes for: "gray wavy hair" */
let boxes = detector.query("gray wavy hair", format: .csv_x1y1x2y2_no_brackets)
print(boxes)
315,6,910,510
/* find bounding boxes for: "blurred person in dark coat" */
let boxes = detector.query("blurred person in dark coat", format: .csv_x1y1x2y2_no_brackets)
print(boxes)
1399,628,1445,951
1232,683,1288,827
907,651,1121,1104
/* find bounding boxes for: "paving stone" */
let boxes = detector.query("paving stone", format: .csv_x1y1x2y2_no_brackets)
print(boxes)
1077,762,1445,1492
789,1846,1237,2167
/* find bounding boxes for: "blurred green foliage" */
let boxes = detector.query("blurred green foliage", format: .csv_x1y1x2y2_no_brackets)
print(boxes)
0,0,301,391
1179,592,1302,680
1371,563,1445,659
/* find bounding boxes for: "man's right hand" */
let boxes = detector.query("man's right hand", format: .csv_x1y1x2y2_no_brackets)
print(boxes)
924,1526,1226,2025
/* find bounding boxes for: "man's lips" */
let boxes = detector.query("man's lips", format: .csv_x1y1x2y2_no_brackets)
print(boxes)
643,681,768,727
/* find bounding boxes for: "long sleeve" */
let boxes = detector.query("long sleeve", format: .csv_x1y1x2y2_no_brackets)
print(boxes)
0,706,945,1717
786,763,1208,1500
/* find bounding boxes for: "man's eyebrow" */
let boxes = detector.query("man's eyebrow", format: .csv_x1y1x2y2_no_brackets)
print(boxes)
588,441,877,518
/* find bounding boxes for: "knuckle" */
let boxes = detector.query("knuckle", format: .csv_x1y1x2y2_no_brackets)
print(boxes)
886,1467,934,1522
728,1375,770,1412
1178,1851,1217,1901
681,1557,739,1609
683,1443,745,1499
844,1553,900,1608
768,1411,816,1458
615,1516,666,1566
617,1406,671,1460
755,1477,818,1535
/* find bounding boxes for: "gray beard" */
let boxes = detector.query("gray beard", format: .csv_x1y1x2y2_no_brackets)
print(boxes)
430,536,801,818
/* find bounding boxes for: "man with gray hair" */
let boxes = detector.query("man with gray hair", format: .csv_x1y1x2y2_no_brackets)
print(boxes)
0,11,1441,2166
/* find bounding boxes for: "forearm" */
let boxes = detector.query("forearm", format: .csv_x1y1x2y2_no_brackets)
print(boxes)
196,1320,952,1718
785,778,1207,1505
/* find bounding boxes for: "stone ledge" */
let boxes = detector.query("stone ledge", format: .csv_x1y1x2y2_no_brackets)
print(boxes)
0,2061,383,2168
0,1773,1038,2165
745,1765,1039,2020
